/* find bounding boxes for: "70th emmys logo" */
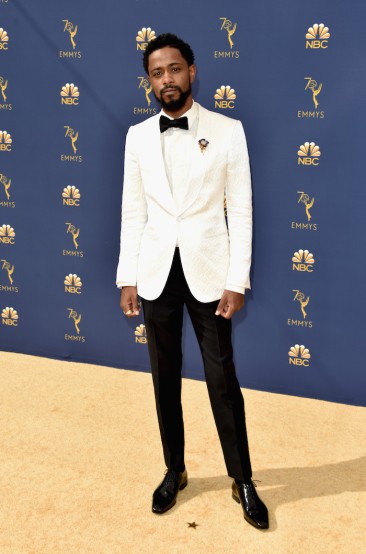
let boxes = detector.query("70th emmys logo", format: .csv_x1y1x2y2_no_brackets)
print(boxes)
60,20,81,58
63,20,78,50
297,192,314,222
136,27,156,50
305,23,330,49
297,142,321,166
292,249,315,272
1,259,14,284
0,224,15,244
138,77,152,106
0,29,9,50
134,77,157,116
66,308,85,342
0,172,11,200
0,75,11,110
64,274,82,294
68,307,81,334
220,18,237,49
293,289,310,319
291,191,317,232
0,131,12,152
60,83,80,106
215,18,239,58
288,344,311,366
214,85,236,109
288,288,312,328
61,126,82,163
65,222,80,249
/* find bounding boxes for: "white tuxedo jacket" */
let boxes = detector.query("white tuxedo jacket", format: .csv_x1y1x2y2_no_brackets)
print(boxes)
116,103,252,302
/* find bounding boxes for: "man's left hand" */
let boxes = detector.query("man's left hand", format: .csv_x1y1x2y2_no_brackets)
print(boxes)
215,290,244,320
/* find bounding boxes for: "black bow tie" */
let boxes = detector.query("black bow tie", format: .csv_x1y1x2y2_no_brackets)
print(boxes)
159,115,189,133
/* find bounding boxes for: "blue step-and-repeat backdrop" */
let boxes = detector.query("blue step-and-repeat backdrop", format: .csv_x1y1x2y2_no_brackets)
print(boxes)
1,0,365,406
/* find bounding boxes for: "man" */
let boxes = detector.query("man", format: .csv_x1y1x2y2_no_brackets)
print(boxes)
117,33,268,530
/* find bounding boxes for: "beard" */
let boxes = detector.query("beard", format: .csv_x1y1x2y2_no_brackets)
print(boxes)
155,83,192,113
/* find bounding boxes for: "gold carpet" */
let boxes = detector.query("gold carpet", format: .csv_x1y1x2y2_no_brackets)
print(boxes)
0,351,365,554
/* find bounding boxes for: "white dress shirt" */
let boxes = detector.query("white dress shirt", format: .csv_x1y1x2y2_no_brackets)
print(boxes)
160,101,199,218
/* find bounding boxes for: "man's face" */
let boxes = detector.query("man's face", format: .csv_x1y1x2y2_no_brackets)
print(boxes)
147,46,196,114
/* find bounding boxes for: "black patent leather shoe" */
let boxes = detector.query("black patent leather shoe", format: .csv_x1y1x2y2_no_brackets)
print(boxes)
232,480,269,530
152,469,188,514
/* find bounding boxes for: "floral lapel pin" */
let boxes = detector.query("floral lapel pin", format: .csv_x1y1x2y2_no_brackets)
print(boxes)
198,138,209,154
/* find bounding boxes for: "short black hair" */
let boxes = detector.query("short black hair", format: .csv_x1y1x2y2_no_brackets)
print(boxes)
143,33,195,74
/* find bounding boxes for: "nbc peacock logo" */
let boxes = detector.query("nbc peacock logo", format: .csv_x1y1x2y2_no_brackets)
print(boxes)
60,83,80,106
288,344,311,367
305,23,330,49
135,323,147,344
0,28,9,51
62,186,81,207
214,85,236,109
292,249,315,272
1,306,18,326
64,273,82,294
0,130,12,152
136,27,156,50
297,142,321,166
0,224,15,244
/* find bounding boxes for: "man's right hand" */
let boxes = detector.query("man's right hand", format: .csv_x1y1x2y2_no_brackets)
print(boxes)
120,286,140,318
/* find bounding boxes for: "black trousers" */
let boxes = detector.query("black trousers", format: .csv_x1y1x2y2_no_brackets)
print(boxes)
141,249,252,481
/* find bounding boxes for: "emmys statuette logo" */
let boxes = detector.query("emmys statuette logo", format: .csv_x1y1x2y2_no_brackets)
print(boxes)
292,249,315,272
0,29,9,51
0,75,11,110
291,191,317,232
64,273,82,294
0,172,14,207
62,126,82,163
214,85,236,109
136,27,156,51
63,219,84,258
135,324,147,344
288,344,311,367
0,224,15,244
215,18,239,58
298,77,324,119
1,306,18,326
297,142,321,166
288,289,312,328
60,83,80,106
305,23,330,49
0,130,12,152
66,308,85,342
62,186,80,207
65,222,80,249
1,258,17,292
1,258,14,283
60,20,81,59
134,77,157,116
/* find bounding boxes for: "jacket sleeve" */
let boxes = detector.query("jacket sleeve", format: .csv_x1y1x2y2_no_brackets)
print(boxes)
116,126,147,288
224,120,253,293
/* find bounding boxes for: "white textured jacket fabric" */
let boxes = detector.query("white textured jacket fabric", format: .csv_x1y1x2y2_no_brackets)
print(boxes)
116,103,252,302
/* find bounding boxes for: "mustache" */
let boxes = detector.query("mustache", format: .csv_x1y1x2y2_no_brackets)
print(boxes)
160,85,181,94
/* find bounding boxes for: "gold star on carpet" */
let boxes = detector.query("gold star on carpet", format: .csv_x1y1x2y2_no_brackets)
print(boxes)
187,522,198,529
